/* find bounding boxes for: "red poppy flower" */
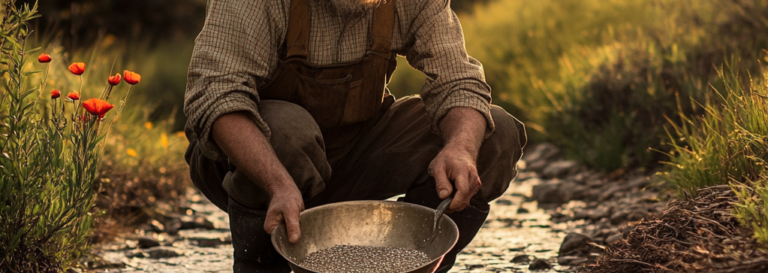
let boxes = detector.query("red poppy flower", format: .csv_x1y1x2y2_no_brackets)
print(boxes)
108,73,122,86
38,53,52,63
68,62,86,75
67,92,80,100
123,70,141,85
82,98,115,116
51,89,61,99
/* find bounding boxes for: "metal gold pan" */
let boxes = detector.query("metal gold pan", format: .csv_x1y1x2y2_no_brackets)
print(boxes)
271,200,459,273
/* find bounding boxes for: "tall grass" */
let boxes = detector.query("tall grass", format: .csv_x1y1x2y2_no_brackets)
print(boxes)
663,66,768,193
661,65,768,243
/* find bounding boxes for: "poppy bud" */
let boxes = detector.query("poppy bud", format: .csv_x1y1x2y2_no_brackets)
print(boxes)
82,98,115,116
51,89,61,99
67,92,80,100
108,73,122,86
38,53,52,63
123,70,141,85
68,62,86,75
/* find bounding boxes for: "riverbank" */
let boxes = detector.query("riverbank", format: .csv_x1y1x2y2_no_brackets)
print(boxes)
82,143,673,272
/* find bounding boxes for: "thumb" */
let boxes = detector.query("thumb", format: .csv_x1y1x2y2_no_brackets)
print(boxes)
432,164,453,199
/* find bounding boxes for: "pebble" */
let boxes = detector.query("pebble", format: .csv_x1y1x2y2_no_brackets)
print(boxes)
138,237,161,249
542,160,579,178
528,258,552,270
511,254,530,264
299,245,430,273
144,246,184,259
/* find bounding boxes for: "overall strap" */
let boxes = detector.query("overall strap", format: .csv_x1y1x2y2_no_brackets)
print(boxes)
286,0,311,58
370,0,397,55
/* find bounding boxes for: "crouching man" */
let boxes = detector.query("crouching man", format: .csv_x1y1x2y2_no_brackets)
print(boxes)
184,0,527,271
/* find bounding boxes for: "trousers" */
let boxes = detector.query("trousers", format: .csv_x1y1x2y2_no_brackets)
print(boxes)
185,96,527,270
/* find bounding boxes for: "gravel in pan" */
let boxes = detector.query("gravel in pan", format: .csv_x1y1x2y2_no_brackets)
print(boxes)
299,245,431,273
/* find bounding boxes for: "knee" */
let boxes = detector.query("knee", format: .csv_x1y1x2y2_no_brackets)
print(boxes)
474,106,528,202
259,100,325,151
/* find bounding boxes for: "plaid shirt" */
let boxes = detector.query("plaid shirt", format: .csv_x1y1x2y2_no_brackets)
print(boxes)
185,0,494,160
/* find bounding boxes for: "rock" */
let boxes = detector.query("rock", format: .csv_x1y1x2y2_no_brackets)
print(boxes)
559,233,592,255
144,246,184,259
626,176,650,189
138,237,161,249
526,160,549,173
609,210,629,225
149,219,165,232
589,206,612,221
528,258,551,270
126,250,147,258
541,160,579,178
165,218,183,235
523,143,559,166
196,237,223,247
606,233,623,245
511,254,530,264
531,180,572,205
465,264,484,269
193,216,216,230
180,216,197,230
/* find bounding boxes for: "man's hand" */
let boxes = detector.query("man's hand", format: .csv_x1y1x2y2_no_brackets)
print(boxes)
431,107,487,212
264,184,304,243
212,112,304,243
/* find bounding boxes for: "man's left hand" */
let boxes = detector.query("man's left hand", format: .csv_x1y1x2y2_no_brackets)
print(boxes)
430,107,488,212
429,146,482,212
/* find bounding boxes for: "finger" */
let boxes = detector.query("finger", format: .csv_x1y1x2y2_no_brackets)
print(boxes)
285,208,302,243
450,173,471,212
469,173,482,196
263,209,283,235
431,163,453,199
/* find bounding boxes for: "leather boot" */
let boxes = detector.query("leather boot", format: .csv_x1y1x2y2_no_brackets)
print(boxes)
400,179,491,273
228,197,292,273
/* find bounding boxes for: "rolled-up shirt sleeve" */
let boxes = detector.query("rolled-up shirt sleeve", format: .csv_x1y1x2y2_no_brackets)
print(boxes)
184,0,281,160
403,0,495,138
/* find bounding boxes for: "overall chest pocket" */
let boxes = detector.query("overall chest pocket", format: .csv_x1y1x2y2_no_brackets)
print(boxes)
294,73,367,128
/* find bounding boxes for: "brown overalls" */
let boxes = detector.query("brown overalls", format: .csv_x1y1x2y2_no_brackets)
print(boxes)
184,0,527,271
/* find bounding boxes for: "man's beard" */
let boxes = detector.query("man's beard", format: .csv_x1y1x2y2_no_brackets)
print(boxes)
327,0,385,17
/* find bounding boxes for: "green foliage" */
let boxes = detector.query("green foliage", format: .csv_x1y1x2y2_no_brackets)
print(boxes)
0,1,140,270
390,0,768,171
732,178,768,245
662,66,768,194
662,64,768,243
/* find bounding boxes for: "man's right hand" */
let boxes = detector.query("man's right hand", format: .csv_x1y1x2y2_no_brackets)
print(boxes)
264,184,304,243
212,112,304,243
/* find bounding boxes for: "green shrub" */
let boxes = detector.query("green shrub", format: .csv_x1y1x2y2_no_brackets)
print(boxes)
0,1,142,270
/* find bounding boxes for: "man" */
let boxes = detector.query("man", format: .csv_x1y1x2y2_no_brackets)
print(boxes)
184,0,527,271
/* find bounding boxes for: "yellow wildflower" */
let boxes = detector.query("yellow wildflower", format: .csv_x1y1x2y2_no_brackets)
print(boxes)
127,148,137,157
160,133,169,150
145,122,153,130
